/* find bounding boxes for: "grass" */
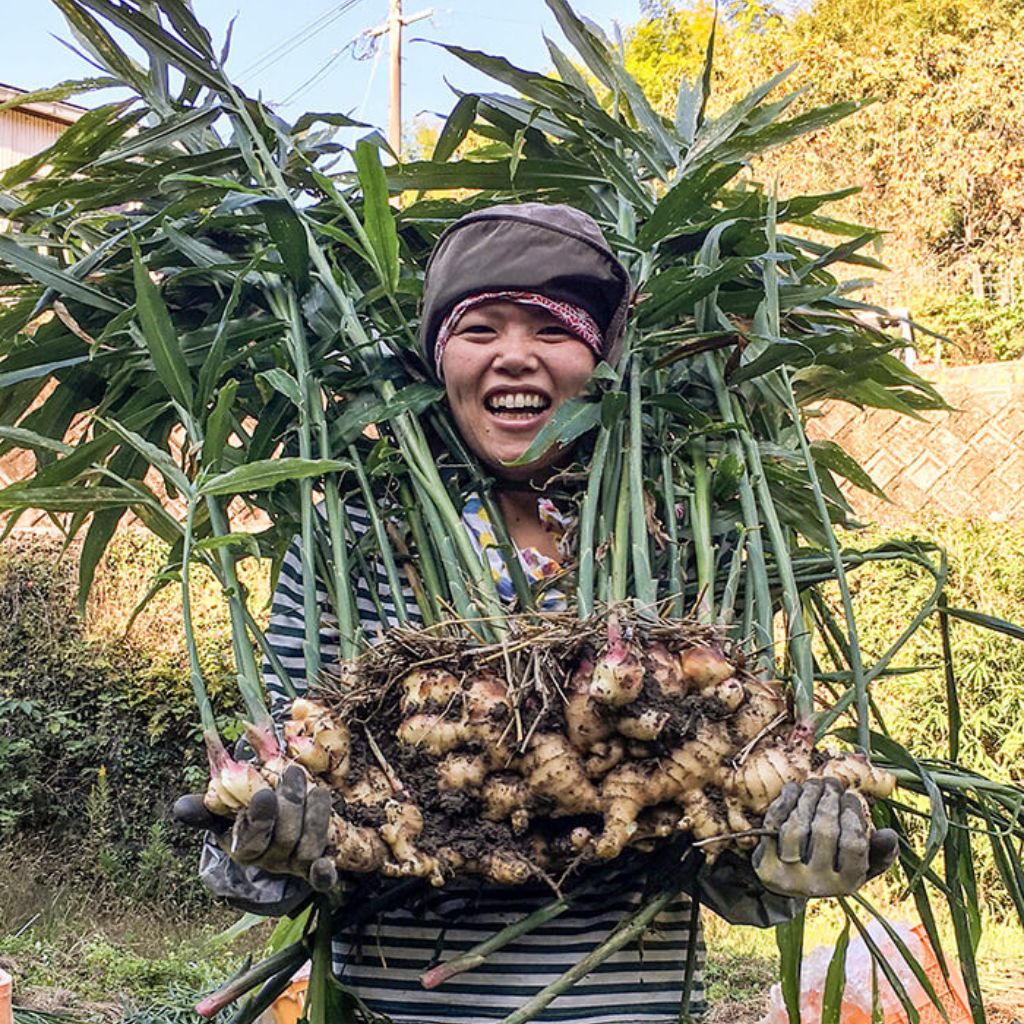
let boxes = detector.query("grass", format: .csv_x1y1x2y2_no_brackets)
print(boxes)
702,917,777,1022
0,845,272,1021
836,516,1024,786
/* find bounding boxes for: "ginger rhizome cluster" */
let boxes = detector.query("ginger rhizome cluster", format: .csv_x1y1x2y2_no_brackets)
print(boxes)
205,615,895,887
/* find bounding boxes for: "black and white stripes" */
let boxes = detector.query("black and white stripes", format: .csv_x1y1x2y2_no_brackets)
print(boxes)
261,503,707,1023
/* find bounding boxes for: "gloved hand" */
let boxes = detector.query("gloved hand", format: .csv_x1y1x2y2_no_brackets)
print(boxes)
752,778,898,899
174,765,339,892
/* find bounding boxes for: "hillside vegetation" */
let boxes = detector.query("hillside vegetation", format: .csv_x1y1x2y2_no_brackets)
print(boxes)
622,0,1024,362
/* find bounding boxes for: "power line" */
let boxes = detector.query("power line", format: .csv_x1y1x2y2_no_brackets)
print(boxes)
354,33,385,119
276,15,385,109
238,0,367,82
279,43,354,107
239,0,358,78
279,5,392,113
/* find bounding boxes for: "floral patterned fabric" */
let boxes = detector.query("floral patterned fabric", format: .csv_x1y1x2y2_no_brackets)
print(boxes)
461,492,572,611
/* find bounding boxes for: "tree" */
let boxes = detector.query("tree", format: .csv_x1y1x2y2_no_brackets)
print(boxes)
624,0,1024,344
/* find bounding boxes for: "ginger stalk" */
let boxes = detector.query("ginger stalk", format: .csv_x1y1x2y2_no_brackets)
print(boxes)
589,615,644,707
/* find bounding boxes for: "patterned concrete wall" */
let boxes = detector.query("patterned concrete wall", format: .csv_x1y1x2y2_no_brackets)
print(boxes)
810,360,1024,522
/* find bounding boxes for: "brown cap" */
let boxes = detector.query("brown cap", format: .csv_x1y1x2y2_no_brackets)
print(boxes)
420,202,632,371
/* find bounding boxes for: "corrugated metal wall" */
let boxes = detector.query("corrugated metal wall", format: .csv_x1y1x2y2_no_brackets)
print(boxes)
0,109,64,172
0,106,73,528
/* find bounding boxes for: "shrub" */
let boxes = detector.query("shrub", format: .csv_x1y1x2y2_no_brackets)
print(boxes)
0,533,258,909
922,294,1024,364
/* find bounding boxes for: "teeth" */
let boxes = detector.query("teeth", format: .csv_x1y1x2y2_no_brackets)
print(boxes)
487,392,548,411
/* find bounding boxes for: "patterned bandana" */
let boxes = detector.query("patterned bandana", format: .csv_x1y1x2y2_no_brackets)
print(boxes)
433,290,604,378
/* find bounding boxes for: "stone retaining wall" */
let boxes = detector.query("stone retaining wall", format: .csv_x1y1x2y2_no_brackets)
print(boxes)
810,360,1024,522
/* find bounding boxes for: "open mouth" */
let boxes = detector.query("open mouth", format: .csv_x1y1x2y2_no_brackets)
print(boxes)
483,390,552,420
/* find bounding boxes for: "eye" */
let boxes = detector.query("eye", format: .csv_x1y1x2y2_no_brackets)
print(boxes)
455,323,497,340
537,325,576,342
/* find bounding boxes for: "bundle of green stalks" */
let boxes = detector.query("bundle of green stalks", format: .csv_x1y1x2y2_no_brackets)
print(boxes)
0,2,1021,1021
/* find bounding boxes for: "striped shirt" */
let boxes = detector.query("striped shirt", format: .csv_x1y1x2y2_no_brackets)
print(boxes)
262,501,708,1024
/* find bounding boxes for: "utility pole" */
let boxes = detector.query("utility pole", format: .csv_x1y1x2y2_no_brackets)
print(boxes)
387,0,403,157
366,0,432,159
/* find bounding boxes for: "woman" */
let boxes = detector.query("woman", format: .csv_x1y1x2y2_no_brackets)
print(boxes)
178,202,897,1023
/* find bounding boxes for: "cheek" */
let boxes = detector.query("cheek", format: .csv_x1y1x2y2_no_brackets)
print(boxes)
550,349,597,395
442,345,483,425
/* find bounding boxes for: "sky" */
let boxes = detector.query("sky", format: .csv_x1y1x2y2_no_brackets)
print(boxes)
7,1,647,132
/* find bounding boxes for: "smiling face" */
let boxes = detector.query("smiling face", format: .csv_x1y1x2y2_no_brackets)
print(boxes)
441,299,597,481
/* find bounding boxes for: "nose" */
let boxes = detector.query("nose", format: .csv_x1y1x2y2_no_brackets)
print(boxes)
491,325,538,373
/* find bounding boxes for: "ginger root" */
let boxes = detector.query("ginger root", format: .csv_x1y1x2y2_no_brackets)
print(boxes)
725,740,813,811
589,615,645,707
645,642,688,696
380,800,445,886
236,628,898,887
399,668,460,714
283,697,350,784
328,814,391,874
565,690,613,752
680,645,733,690
814,752,896,799
519,733,600,817
596,762,677,858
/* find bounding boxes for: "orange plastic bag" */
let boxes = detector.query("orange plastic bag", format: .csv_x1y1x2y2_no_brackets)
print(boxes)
907,925,972,1024
0,968,12,1024
270,962,310,1024
760,921,973,1024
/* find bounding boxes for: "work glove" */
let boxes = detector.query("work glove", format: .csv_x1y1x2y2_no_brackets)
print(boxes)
174,765,339,892
752,778,898,899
